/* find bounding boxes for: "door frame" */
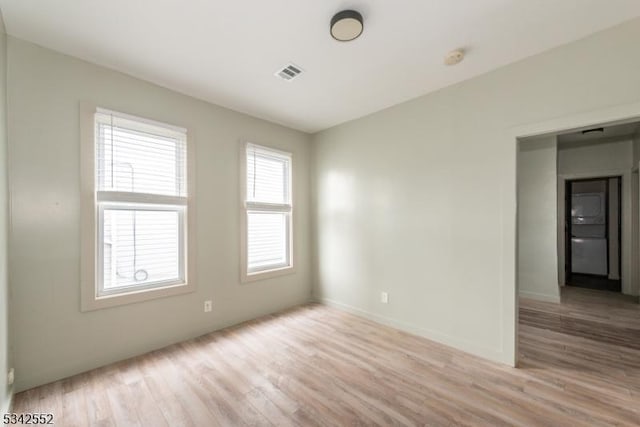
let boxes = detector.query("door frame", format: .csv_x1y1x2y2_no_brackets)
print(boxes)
557,170,631,293
564,176,623,289
510,100,640,368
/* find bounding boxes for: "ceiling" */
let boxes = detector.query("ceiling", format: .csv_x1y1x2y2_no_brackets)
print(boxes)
558,122,640,145
1,1,640,133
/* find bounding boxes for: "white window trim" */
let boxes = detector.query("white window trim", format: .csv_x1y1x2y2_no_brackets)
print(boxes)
240,142,295,283
96,202,187,297
80,102,196,311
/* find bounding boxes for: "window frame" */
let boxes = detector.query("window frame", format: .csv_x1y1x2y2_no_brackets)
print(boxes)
240,142,295,282
97,202,186,297
80,102,196,311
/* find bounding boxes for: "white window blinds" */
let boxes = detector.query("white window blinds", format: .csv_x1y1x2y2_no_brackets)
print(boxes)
245,144,292,274
95,109,187,296
247,146,290,205
96,111,186,197
247,211,289,270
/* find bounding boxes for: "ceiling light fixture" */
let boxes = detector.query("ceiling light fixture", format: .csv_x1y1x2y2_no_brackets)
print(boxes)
581,127,604,135
330,10,363,42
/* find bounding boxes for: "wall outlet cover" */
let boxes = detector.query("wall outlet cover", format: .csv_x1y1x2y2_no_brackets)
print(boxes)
204,300,212,313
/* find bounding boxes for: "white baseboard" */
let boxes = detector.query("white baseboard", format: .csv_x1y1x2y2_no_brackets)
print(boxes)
519,290,561,303
318,297,509,366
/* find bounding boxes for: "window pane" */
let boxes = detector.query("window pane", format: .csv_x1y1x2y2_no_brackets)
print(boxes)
96,115,186,197
102,208,182,292
247,211,289,271
247,148,289,204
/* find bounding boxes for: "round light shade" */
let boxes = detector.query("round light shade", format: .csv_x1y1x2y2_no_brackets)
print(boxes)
330,10,363,42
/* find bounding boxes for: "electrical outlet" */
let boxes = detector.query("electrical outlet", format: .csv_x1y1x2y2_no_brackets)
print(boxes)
7,368,14,386
381,292,389,304
204,300,212,313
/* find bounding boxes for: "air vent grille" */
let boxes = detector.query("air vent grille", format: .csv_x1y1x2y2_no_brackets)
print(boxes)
275,63,303,81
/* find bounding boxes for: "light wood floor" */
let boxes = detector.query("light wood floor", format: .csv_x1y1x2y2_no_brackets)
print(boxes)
14,296,640,426
520,286,640,349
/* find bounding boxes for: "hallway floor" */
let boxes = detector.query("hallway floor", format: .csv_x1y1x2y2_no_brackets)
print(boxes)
520,286,640,349
566,273,622,292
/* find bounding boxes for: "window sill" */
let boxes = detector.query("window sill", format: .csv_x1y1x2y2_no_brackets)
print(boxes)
81,280,195,311
242,265,295,283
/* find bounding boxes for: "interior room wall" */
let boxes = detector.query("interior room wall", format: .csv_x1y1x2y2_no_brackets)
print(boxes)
634,132,640,296
633,130,640,167
558,138,633,174
557,138,636,295
518,136,560,302
7,37,312,392
608,178,620,280
312,18,640,366
633,169,639,297
0,13,11,414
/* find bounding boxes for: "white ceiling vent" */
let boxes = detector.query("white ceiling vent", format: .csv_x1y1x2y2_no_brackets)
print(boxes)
275,63,303,81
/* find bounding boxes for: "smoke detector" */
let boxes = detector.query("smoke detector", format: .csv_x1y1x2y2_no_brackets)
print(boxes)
274,63,303,81
444,49,465,66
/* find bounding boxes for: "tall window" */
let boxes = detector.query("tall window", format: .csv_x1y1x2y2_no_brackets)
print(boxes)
244,143,293,277
81,106,193,310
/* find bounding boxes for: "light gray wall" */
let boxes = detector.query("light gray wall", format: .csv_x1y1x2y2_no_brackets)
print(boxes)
8,37,312,392
557,138,636,295
558,138,633,174
0,14,10,413
633,133,640,296
633,131,640,167
633,169,639,297
608,178,620,280
312,18,640,365
518,137,560,302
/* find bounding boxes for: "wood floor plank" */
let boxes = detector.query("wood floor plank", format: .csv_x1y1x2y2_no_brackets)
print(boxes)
521,287,640,349
12,288,640,426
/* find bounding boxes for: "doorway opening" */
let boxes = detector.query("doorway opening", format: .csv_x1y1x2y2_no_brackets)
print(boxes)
516,113,640,369
565,177,622,292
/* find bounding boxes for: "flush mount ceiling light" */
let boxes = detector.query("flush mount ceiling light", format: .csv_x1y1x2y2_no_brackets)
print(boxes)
581,127,604,135
330,10,364,42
